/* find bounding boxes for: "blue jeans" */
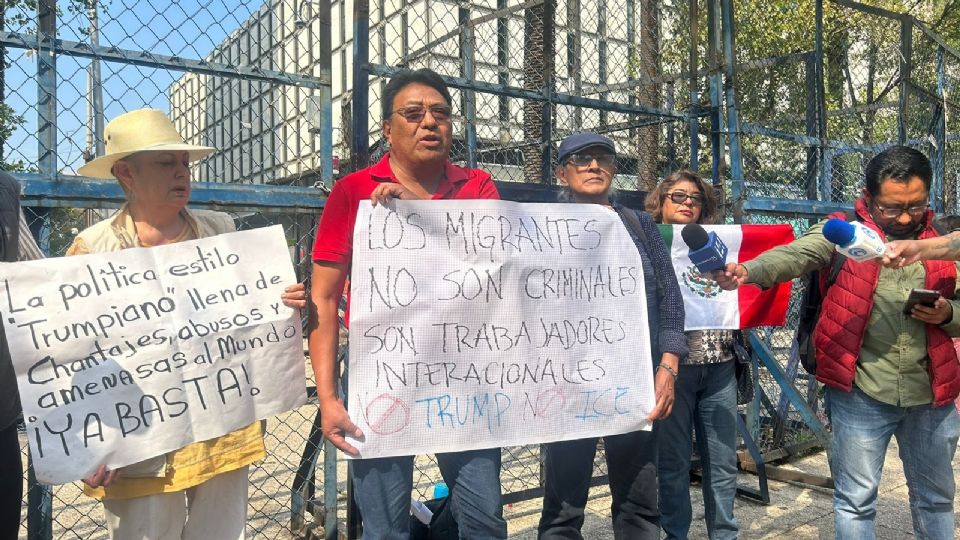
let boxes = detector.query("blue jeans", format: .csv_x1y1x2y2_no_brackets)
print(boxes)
538,428,661,540
351,448,507,540
826,385,960,540
658,361,739,540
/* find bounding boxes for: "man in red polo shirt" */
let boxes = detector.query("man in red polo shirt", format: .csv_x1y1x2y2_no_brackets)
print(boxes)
309,68,507,539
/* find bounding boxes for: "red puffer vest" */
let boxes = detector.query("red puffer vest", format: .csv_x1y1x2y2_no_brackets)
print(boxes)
813,198,960,406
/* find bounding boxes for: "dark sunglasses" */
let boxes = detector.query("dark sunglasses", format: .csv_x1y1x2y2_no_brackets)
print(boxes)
565,153,616,167
664,191,705,206
393,105,453,123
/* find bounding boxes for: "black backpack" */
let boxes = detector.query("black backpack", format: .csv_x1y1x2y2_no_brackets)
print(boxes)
796,252,845,375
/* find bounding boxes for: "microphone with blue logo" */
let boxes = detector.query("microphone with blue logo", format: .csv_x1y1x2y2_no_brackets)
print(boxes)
681,223,729,273
821,219,887,262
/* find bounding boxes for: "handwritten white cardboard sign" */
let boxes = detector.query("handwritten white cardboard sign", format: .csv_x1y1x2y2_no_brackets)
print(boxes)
348,201,655,458
2,225,306,484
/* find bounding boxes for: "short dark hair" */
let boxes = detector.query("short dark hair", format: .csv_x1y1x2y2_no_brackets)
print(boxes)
864,145,932,196
381,68,452,122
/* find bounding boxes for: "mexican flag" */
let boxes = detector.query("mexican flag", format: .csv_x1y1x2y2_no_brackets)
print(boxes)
658,224,795,330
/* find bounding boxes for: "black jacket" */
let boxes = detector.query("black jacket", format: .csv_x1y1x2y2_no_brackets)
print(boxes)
0,172,22,430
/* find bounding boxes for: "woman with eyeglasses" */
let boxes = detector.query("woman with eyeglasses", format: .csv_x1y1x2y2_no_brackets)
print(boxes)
647,170,740,540
537,133,688,540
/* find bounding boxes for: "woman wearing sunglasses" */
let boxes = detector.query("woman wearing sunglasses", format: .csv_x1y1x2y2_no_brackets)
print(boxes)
538,133,688,539
647,170,739,540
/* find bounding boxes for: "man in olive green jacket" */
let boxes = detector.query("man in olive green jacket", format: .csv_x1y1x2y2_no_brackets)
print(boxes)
716,146,960,540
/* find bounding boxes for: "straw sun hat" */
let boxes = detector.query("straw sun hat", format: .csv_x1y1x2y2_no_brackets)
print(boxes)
77,108,215,179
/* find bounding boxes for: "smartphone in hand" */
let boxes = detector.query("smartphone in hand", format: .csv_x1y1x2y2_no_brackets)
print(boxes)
903,288,941,315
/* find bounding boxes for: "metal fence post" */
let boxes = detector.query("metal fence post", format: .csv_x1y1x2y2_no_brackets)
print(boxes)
706,0,723,186
666,81,676,172
688,0,700,171
37,0,56,179
897,15,913,145
28,1,57,537
351,0,371,171
721,0,745,222
804,53,818,200
26,453,52,540
814,0,829,201
932,45,946,212
318,0,334,190
539,0,556,185
315,3,338,537
460,5,478,168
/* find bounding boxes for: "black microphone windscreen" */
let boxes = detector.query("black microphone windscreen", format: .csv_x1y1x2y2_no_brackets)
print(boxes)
680,223,709,251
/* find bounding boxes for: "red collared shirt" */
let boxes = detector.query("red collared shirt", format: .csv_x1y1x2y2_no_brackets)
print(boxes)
312,152,499,266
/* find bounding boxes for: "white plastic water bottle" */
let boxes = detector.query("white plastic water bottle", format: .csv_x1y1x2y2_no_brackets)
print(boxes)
410,498,433,525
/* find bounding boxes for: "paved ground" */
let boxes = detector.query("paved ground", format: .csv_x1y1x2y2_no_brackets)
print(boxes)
502,437,958,539
14,357,958,539
20,434,958,539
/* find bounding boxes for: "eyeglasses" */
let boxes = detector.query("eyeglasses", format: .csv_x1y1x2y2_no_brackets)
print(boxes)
873,201,929,219
392,105,453,123
566,153,616,168
665,191,705,206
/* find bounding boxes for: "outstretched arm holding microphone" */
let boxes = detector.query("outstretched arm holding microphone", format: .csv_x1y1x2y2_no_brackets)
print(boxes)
712,219,835,291
711,146,960,539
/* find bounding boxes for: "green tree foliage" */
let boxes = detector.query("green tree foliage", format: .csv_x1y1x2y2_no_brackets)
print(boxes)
660,0,960,201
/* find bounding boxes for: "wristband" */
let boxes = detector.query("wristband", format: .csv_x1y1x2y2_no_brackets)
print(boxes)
658,363,678,381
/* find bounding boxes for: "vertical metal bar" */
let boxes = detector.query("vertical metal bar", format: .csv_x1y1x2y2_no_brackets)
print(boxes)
399,0,408,65
932,45,946,212
30,7,56,536
497,0,509,133
815,0,829,201
567,0,582,131
319,0,334,189
318,1,337,535
804,53,818,200
378,0,387,67
351,0,371,170
720,0,745,221
86,1,105,159
597,0,607,127
323,438,339,540
688,0,700,171
746,331,760,441
460,5,477,168
37,0,57,179
626,0,636,140
348,3,370,535
706,0,723,186
898,16,913,145
666,81,676,171
539,0,555,185
821,147,834,200
27,454,52,540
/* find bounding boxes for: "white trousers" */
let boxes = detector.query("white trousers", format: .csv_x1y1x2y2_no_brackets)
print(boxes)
102,466,248,540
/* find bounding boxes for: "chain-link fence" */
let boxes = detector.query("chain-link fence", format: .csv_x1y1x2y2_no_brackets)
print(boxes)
14,197,330,540
730,0,960,462
5,0,337,538
8,0,960,537
345,0,716,519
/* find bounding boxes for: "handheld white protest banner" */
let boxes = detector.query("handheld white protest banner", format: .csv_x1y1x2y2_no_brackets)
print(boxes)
348,200,655,458
2,225,306,484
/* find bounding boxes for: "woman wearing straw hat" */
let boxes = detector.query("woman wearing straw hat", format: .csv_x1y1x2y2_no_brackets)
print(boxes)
68,108,305,540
